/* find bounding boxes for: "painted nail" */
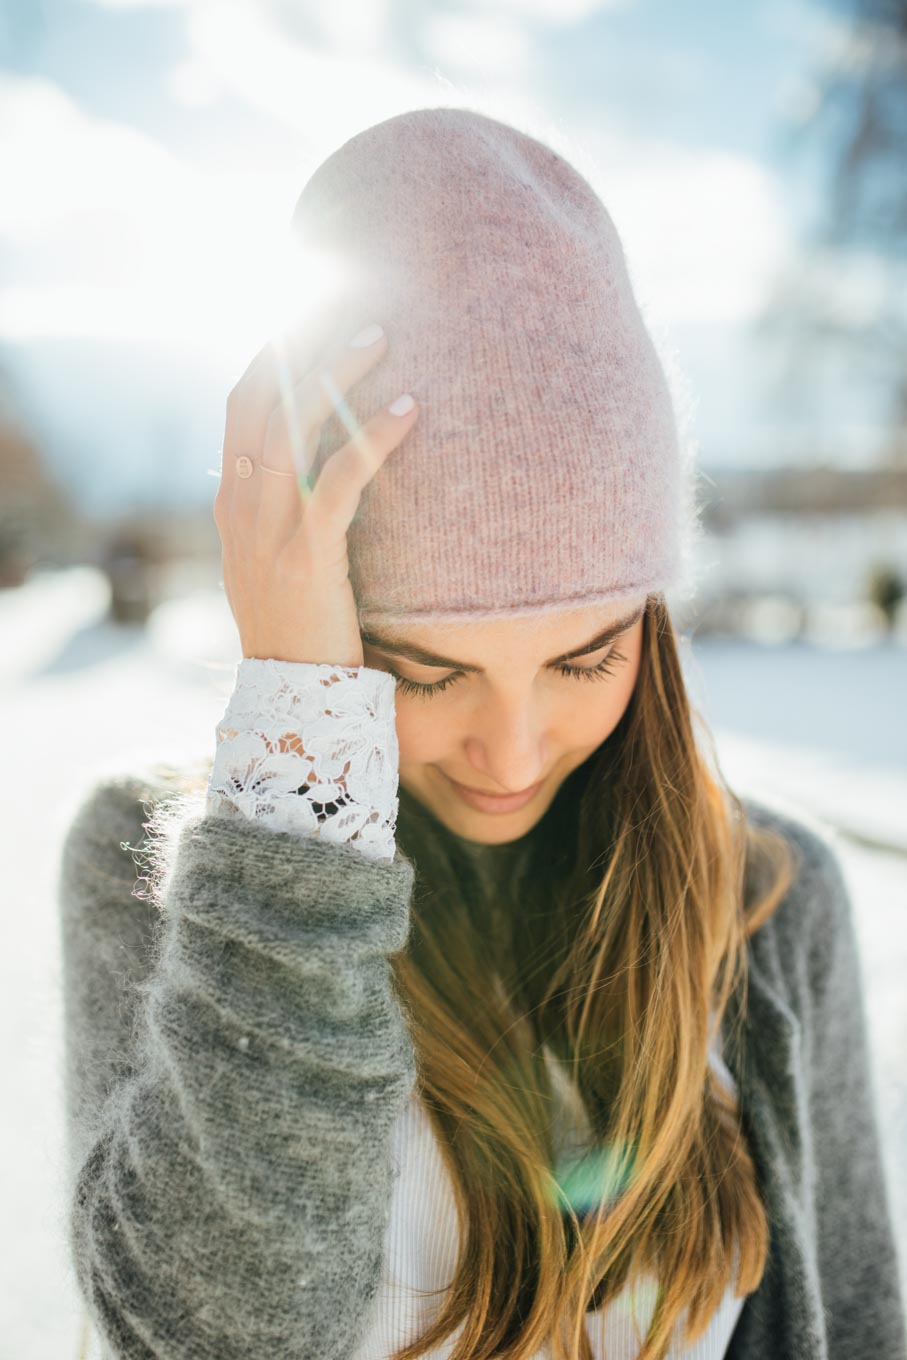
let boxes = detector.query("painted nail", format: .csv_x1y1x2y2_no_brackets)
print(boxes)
349,323,385,348
388,393,415,416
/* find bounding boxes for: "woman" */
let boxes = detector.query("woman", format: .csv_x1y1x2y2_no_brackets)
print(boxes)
60,108,905,1360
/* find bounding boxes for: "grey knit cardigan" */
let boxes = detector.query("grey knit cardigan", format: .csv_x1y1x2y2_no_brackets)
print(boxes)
58,770,906,1360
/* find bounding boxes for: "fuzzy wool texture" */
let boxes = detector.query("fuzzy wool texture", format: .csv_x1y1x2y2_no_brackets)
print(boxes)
58,771,906,1359
287,106,704,630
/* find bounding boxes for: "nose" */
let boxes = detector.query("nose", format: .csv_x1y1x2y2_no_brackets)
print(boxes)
462,703,549,795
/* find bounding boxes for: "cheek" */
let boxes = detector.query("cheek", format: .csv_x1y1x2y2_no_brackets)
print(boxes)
394,703,447,769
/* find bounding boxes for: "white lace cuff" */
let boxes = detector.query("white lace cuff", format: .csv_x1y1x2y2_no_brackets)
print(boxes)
206,658,400,865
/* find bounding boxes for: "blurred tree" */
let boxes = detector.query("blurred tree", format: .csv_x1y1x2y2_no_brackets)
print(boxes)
0,365,79,584
802,0,907,250
752,0,907,465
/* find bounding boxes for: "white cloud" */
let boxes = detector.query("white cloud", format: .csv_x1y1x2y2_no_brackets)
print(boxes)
569,128,791,327
456,0,628,24
88,0,190,7
180,0,425,136
304,0,395,58
165,58,224,108
172,0,556,146
0,76,186,237
174,1,783,334
420,11,537,79
0,42,792,353
0,75,347,355
1,283,177,342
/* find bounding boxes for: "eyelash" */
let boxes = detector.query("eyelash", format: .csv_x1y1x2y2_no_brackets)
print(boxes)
388,648,629,700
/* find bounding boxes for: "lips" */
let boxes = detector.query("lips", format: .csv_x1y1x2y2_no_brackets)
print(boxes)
452,779,536,797
442,771,544,814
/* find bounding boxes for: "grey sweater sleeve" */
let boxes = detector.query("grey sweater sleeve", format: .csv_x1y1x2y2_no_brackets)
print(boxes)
59,770,418,1360
799,824,907,1356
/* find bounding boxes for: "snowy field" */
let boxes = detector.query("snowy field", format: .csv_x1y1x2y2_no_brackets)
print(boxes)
1,567,904,1358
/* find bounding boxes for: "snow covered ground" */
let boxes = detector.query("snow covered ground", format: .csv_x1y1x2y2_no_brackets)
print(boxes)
2,568,904,1357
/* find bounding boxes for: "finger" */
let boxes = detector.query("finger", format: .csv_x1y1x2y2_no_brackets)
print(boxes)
218,319,328,505
216,342,281,542
256,325,390,541
227,320,385,472
225,316,328,450
254,374,324,548
281,327,390,455
254,354,323,544
310,393,417,537
223,326,326,539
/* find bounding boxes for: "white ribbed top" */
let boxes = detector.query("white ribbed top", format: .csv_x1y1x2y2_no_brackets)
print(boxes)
351,1043,747,1359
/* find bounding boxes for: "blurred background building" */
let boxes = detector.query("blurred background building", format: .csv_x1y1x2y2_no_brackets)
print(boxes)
1,0,904,1354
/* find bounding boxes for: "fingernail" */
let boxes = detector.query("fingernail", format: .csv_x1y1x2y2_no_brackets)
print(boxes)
349,323,385,348
388,393,415,416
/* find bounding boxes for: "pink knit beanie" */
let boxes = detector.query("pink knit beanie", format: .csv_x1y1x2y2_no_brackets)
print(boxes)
290,106,700,631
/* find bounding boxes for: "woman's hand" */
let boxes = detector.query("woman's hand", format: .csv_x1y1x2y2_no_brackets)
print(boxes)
213,322,417,667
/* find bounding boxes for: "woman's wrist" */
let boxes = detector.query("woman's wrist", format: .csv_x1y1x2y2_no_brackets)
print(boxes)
206,658,400,863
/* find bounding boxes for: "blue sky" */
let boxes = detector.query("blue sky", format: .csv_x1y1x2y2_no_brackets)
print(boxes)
1,0,831,167
1,0,882,517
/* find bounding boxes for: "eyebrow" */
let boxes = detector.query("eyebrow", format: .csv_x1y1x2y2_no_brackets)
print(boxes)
360,604,646,673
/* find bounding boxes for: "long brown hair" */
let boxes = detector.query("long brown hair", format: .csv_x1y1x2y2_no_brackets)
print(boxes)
385,592,796,1359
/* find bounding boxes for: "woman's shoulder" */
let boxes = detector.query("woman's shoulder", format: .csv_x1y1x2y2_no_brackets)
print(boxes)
58,757,213,883
739,790,850,908
736,789,856,999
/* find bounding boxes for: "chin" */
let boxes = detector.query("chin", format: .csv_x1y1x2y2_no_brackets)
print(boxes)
465,821,541,846
400,767,573,840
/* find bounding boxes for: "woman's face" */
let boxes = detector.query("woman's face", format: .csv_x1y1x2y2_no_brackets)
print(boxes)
361,594,648,844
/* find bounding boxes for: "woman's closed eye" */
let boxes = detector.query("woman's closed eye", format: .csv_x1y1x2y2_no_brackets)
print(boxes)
387,648,629,699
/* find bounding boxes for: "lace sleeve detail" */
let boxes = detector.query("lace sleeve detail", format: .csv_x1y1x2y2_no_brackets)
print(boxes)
206,657,400,864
